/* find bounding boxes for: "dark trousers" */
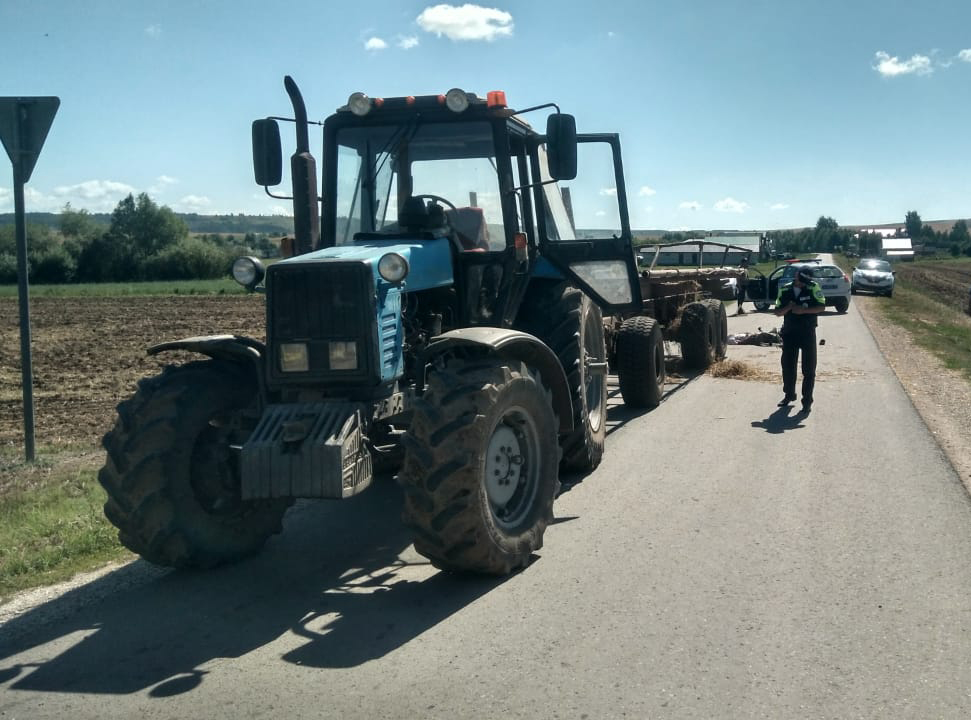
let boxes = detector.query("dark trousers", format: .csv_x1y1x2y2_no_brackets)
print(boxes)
781,329,817,402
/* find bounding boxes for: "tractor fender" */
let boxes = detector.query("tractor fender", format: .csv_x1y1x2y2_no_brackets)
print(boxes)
147,334,265,363
421,327,574,432
147,335,267,405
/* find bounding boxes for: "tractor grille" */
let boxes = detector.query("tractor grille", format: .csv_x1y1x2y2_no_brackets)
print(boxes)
266,261,376,384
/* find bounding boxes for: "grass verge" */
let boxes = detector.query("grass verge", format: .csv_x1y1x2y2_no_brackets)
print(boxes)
0,446,130,604
873,285,971,381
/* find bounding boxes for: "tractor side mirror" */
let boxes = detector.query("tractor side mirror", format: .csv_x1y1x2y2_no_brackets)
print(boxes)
252,119,283,186
546,113,577,181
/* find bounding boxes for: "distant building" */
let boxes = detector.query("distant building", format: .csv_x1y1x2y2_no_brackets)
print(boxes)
882,237,914,260
639,233,763,267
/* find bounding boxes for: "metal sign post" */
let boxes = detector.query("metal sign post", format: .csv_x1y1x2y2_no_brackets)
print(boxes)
0,97,59,461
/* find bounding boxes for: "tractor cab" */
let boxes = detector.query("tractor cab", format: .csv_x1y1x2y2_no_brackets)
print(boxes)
252,81,642,323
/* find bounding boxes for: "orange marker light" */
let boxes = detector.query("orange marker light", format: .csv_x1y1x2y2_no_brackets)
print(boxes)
374,97,385,108
487,90,507,108
437,94,446,105
405,96,416,106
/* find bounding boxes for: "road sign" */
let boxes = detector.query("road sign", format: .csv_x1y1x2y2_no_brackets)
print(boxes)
1,96,59,461
0,97,59,182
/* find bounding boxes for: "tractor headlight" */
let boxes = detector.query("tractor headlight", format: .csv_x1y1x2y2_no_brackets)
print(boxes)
378,252,409,283
347,92,372,116
232,256,265,289
445,88,470,113
279,343,309,372
329,340,358,370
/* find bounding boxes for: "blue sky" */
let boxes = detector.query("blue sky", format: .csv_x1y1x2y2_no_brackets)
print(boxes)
1,0,969,231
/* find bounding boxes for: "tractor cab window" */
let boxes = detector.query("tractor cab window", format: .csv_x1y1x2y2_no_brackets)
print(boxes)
335,121,504,249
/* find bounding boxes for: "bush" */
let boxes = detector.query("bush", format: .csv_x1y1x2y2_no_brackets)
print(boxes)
31,247,77,284
0,253,18,284
142,238,233,280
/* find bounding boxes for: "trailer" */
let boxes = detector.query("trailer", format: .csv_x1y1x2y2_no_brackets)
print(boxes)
605,240,750,408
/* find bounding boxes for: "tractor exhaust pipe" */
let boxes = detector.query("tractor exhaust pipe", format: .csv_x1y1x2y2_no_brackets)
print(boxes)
284,76,320,254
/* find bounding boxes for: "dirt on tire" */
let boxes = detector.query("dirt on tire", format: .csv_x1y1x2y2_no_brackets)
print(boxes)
0,294,265,449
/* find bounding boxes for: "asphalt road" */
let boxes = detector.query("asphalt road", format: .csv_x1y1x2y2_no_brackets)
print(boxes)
3,288,971,719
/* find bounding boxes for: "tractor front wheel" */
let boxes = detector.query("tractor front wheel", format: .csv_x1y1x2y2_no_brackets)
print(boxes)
400,358,559,575
99,360,288,568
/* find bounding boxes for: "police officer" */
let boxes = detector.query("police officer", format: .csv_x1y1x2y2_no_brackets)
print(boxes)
774,265,825,412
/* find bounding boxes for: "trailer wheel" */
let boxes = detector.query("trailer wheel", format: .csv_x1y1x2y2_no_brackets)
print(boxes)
99,360,288,568
680,301,716,369
400,358,559,575
616,316,665,409
705,299,728,360
519,282,607,473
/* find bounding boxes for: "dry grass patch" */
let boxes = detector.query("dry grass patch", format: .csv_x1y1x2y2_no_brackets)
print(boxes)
708,359,778,382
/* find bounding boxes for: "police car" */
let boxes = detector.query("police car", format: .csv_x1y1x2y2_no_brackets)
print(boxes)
748,258,851,313
776,261,851,313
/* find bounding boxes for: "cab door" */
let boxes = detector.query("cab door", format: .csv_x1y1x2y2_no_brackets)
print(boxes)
533,133,642,312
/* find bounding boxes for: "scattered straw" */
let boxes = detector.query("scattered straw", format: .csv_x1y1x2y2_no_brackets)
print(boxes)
708,359,778,382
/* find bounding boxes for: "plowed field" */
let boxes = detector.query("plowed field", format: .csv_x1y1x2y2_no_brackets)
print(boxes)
0,295,265,448
894,261,971,312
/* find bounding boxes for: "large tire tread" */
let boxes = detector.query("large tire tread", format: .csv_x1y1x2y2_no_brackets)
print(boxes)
400,358,559,575
98,360,288,569
680,301,716,369
519,282,606,473
616,316,665,409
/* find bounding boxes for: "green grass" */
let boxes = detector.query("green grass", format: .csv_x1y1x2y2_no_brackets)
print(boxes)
875,285,971,381
0,447,130,603
0,277,246,298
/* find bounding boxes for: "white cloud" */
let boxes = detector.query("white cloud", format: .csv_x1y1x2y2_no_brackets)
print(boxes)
638,185,656,197
417,4,513,42
398,35,420,49
53,179,136,201
714,197,749,213
365,37,388,51
174,195,212,211
599,187,617,196
770,202,789,211
959,49,971,63
873,50,933,77
679,201,701,211
148,175,178,194
145,24,162,38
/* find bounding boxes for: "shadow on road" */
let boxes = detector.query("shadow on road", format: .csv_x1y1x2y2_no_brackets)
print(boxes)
751,405,808,434
0,479,507,696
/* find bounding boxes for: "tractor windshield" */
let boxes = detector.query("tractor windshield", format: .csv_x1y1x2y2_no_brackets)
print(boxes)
335,121,505,249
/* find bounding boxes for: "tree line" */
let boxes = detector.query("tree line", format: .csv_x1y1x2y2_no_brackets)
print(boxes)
767,212,970,259
0,193,280,284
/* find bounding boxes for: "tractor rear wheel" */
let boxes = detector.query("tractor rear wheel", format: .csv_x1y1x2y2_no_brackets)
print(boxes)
99,360,288,568
400,358,559,575
680,301,716,369
519,282,607,473
616,316,665,409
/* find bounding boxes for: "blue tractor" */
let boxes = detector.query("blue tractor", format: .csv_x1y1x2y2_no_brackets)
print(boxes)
99,78,643,575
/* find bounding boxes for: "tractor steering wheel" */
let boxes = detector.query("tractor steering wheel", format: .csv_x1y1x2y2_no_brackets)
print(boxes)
413,194,456,210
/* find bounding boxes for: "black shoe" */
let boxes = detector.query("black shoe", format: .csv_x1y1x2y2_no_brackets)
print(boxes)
801,401,813,413
778,395,796,407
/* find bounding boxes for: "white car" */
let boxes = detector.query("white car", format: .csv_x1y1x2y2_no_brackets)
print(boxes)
773,261,852,314
851,258,895,297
